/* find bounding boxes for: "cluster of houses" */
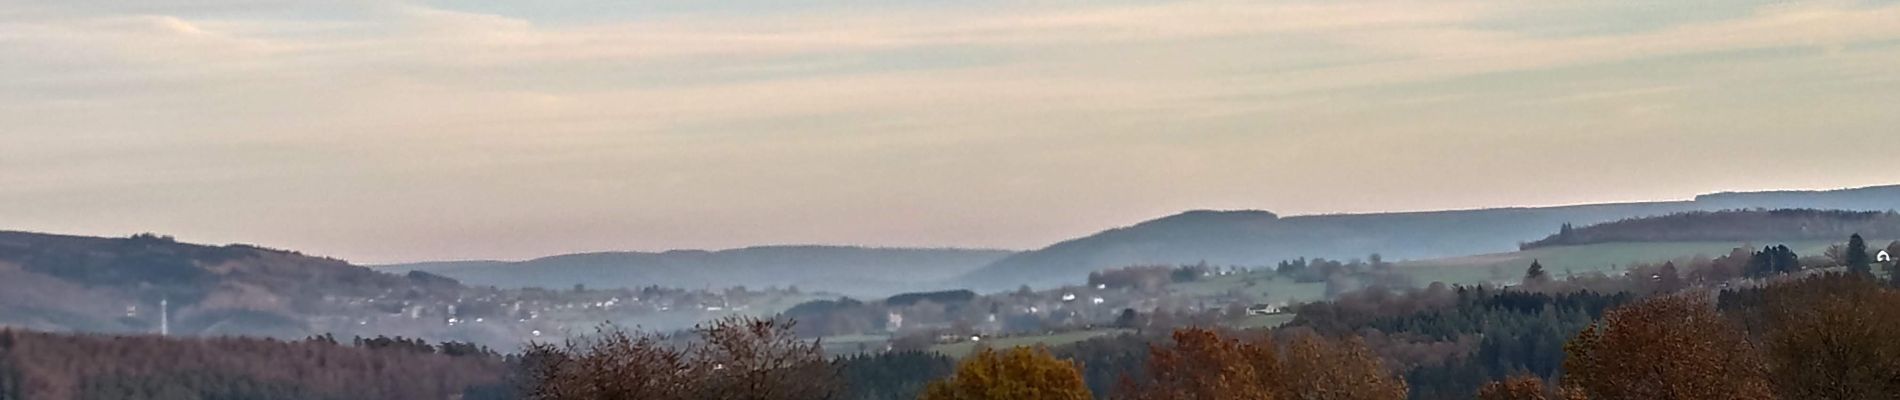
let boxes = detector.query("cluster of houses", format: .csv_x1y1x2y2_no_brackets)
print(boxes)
177,284,835,348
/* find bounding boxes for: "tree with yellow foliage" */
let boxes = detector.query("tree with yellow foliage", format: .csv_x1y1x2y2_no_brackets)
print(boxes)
919,346,1092,400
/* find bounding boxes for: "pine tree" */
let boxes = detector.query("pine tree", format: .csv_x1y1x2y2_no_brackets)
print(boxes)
1776,245,1800,275
1848,234,1872,276
1525,260,1549,284
1657,262,1684,293
1748,246,1802,277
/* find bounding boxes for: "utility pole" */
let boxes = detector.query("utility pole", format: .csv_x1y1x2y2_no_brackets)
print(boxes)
159,296,169,337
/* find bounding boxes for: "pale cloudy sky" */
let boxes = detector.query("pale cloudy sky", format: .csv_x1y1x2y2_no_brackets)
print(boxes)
3,0,1899,263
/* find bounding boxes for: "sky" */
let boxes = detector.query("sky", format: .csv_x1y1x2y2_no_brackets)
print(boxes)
3,0,1900,264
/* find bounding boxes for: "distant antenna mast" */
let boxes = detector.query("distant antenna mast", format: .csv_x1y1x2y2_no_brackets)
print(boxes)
159,296,170,337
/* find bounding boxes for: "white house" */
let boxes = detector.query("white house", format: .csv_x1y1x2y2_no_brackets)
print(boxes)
1245,303,1287,316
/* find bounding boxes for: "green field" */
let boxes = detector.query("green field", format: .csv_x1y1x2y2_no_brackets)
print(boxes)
923,314,1294,358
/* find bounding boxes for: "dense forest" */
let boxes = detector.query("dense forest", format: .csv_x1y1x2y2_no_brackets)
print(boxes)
1521,209,1900,249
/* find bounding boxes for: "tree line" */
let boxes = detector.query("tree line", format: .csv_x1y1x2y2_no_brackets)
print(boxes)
1522,209,1900,250
0,331,509,400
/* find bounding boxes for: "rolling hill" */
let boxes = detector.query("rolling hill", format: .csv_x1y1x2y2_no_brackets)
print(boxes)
379,246,1015,297
960,185,1900,290
0,231,458,338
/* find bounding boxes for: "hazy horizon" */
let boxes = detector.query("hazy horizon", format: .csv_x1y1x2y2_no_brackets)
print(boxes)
6,1,1900,263
9,183,1897,265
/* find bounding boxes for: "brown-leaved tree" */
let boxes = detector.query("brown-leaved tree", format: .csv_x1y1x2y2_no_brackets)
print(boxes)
1561,295,1772,400
525,316,839,400
1115,328,1404,400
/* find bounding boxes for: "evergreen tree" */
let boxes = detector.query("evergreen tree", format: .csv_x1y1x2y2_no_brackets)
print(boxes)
1657,262,1684,293
1115,309,1140,329
1848,234,1873,276
1776,245,1801,275
836,351,955,400
1525,260,1549,284
1746,245,1801,278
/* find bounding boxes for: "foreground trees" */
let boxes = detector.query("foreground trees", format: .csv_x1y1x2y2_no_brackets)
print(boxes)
1115,328,1405,400
0,329,506,400
1561,295,1772,400
918,347,1092,400
1754,273,1900,399
524,316,840,400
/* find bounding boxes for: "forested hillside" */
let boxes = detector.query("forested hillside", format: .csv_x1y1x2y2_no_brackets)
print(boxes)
1522,209,1900,249
0,231,443,338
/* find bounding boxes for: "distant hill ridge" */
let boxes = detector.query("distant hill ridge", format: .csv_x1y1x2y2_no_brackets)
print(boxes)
380,245,1014,297
957,184,1900,290
1694,185,1900,209
1520,209,1900,250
